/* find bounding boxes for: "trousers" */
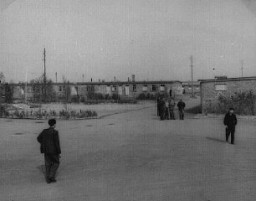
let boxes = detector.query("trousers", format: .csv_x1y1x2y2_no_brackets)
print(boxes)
44,154,60,180
179,110,184,120
226,127,235,144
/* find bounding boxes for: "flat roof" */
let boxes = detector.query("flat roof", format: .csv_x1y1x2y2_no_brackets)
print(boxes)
76,80,181,85
199,76,256,83
8,80,181,86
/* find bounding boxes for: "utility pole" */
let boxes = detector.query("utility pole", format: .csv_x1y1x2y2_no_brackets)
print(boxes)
55,72,58,83
190,55,195,98
43,48,46,102
241,60,244,77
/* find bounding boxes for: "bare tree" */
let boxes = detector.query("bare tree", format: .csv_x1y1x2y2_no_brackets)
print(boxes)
30,75,56,103
62,76,71,103
0,72,5,83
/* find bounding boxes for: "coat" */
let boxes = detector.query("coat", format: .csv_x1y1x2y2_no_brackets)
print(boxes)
37,127,61,154
224,113,237,128
177,101,185,111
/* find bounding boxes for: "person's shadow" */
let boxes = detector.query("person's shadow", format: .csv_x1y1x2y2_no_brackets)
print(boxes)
37,165,45,174
206,137,226,143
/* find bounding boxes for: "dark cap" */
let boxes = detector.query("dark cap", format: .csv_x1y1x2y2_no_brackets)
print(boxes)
229,107,234,111
48,119,56,127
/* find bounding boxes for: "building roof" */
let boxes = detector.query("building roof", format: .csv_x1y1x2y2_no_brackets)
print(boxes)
182,81,200,86
199,76,256,83
76,80,181,85
7,80,181,86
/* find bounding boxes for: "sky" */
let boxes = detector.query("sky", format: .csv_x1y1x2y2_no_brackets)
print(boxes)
0,0,256,83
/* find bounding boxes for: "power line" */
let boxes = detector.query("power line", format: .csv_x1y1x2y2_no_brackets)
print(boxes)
43,48,46,102
190,55,195,98
241,60,244,77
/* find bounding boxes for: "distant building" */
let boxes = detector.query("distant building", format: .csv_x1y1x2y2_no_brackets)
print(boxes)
5,80,183,102
199,76,256,113
182,81,200,95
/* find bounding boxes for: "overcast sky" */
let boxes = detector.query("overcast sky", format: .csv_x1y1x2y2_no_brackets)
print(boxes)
1,0,256,82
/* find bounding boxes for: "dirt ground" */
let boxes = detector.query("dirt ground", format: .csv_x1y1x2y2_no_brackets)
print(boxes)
0,100,256,201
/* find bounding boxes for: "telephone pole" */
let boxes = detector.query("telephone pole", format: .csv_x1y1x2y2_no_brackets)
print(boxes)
241,60,244,77
43,48,46,102
190,55,195,97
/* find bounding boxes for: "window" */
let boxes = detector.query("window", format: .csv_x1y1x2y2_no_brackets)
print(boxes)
87,85,94,92
106,86,111,94
142,85,148,92
152,85,156,92
59,86,62,92
133,84,137,92
112,86,117,92
215,84,227,91
160,85,165,91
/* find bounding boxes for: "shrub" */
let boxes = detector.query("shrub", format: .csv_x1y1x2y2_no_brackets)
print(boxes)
137,93,146,100
137,93,156,100
112,93,119,100
59,109,70,119
215,90,256,115
71,95,80,103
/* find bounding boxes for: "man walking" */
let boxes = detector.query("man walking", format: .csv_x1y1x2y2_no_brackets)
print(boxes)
177,99,185,120
37,119,61,183
224,108,237,144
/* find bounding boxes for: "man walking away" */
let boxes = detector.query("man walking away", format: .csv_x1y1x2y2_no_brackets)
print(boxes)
159,97,166,120
157,96,161,116
37,119,61,183
177,99,186,120
224,108,237,144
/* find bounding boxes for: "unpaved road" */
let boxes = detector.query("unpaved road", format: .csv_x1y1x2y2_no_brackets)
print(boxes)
0,104,256,201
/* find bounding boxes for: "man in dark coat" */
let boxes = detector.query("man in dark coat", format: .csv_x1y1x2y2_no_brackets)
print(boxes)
157,96,161,116
224,108,237,144
177,99,186,120
37,119,61,183
159,97,166,120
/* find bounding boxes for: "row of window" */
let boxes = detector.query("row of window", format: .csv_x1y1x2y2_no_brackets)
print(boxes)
108,85,166,92
57,85,167,93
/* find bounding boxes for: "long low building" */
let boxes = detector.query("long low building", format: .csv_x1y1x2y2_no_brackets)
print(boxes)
4,80,183,102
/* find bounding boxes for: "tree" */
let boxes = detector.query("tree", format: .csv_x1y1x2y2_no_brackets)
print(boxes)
0,72,5,83
62,76,71,103
30,75,56,103
4,83,13,103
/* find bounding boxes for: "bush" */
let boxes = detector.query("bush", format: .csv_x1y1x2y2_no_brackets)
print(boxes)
206,90,256,115
112,93,119,100
137,93,146,100
80,96,86,103
137,93,156,100
71,95,80,103
59,110,70,119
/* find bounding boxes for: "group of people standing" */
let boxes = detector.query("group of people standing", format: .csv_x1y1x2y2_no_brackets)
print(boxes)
157,96,186,120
